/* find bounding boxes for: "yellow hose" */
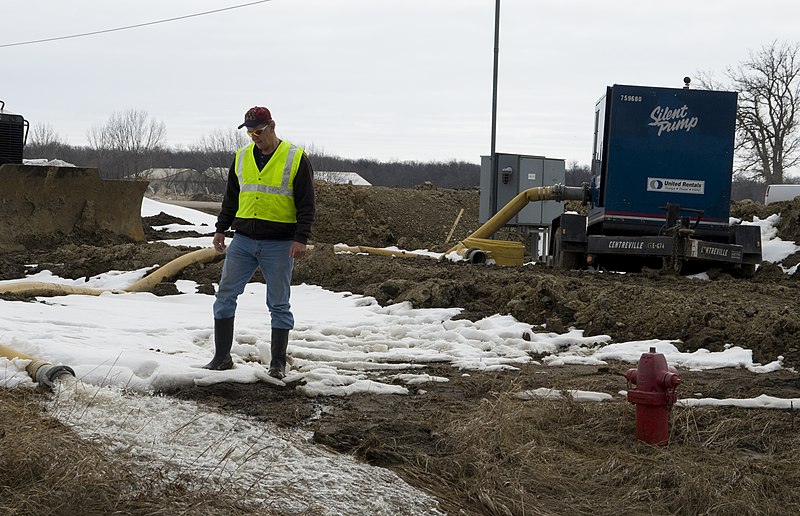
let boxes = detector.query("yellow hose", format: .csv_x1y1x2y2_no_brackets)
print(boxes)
0,249,224,384
0,282,121,296
0,343,75,389
330,185,585,266
125,247,222,292
446,184,587,262
0,247,224,297
462,237,525,266
333,244,437,259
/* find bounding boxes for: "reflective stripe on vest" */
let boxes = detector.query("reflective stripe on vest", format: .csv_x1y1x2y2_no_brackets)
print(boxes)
234,141,303,223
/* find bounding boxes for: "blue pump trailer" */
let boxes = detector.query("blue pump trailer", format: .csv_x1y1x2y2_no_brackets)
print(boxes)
549,81,762,275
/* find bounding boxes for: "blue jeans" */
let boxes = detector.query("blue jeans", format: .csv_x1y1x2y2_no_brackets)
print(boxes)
213,234,295,329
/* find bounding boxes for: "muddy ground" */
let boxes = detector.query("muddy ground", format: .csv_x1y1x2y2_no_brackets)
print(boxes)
3,181,800,514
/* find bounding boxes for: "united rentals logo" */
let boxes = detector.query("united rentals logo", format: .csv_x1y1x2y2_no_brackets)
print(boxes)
647,177,705,195
648,104,699,136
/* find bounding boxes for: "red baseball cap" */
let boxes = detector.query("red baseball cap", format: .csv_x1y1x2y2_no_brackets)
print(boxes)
238,106,272,129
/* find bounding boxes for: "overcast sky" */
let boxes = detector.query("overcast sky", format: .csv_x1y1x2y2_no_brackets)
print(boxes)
2,0,799,165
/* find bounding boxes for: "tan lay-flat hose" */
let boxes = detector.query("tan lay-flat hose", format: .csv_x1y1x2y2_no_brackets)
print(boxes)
0,343,75,389
125,247,222,292
0,247,223,387
3,184,587,298
0,282,119,296
332,244,435,259
0,247,224,298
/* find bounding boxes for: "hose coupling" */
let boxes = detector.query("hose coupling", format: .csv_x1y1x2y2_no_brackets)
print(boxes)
35,364,76,390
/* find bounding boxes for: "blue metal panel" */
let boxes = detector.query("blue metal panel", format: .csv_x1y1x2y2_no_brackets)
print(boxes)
592,84,737,237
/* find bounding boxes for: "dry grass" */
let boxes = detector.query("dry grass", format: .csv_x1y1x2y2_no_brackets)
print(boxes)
4,382,799,516
396,392,800,516
0,388,273,516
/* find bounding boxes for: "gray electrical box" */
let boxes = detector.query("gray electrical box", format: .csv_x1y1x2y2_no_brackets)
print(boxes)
479,153,565,225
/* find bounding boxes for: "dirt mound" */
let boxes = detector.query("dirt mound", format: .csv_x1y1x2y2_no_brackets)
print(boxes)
0,164,149,252
313,181,480,252
21,242,187,281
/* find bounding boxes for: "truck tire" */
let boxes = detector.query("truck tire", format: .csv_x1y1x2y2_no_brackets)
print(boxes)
732,263,756,278
553,237,581,270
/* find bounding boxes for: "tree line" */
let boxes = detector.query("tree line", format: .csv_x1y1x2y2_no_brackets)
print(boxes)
22,40,800,196
24,132,483,190
22,135,769,201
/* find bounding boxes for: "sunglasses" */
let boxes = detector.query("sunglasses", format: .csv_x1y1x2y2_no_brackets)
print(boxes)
246,122,270,137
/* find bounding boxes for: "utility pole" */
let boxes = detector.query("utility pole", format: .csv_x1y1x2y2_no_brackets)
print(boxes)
490,0,500,213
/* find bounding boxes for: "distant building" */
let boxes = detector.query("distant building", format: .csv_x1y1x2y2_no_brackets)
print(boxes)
138,167,224,197
316,170,371,186
23,158,77,167
202,167,229,181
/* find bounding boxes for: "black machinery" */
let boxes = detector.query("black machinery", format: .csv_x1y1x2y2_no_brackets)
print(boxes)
0,100,28,165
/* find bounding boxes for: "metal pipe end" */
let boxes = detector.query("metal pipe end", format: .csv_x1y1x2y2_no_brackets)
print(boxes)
550,183,589,203
34,364,76,390
465,248,487,264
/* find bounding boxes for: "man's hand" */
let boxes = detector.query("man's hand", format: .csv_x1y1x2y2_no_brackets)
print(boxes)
213,232,227,252
290,241,308,259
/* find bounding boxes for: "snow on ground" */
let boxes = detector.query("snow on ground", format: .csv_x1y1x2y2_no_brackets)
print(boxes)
738,214,800,273
48,376,444,515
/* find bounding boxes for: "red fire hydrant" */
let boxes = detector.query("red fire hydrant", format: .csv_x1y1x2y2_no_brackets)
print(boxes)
624,347,681,445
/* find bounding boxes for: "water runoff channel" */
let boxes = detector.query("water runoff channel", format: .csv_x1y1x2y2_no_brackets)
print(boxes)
47,375,445,515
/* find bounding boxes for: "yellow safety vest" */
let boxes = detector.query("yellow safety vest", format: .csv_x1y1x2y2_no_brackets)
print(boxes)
234,141,303,223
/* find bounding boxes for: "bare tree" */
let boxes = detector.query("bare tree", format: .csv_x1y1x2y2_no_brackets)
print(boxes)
565,160,591,187
194,128,250,156
28,123,64,147
87,109,166,179
189,128,250,190
25,123,68,161
705,41,800,184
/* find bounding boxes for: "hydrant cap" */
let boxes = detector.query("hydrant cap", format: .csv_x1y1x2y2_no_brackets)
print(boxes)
662,371,681,389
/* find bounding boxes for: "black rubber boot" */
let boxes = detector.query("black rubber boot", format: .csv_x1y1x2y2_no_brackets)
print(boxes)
203,317,235,370
268,328,290,379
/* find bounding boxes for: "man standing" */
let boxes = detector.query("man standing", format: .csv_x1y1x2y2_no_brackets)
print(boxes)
204,106,315,379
